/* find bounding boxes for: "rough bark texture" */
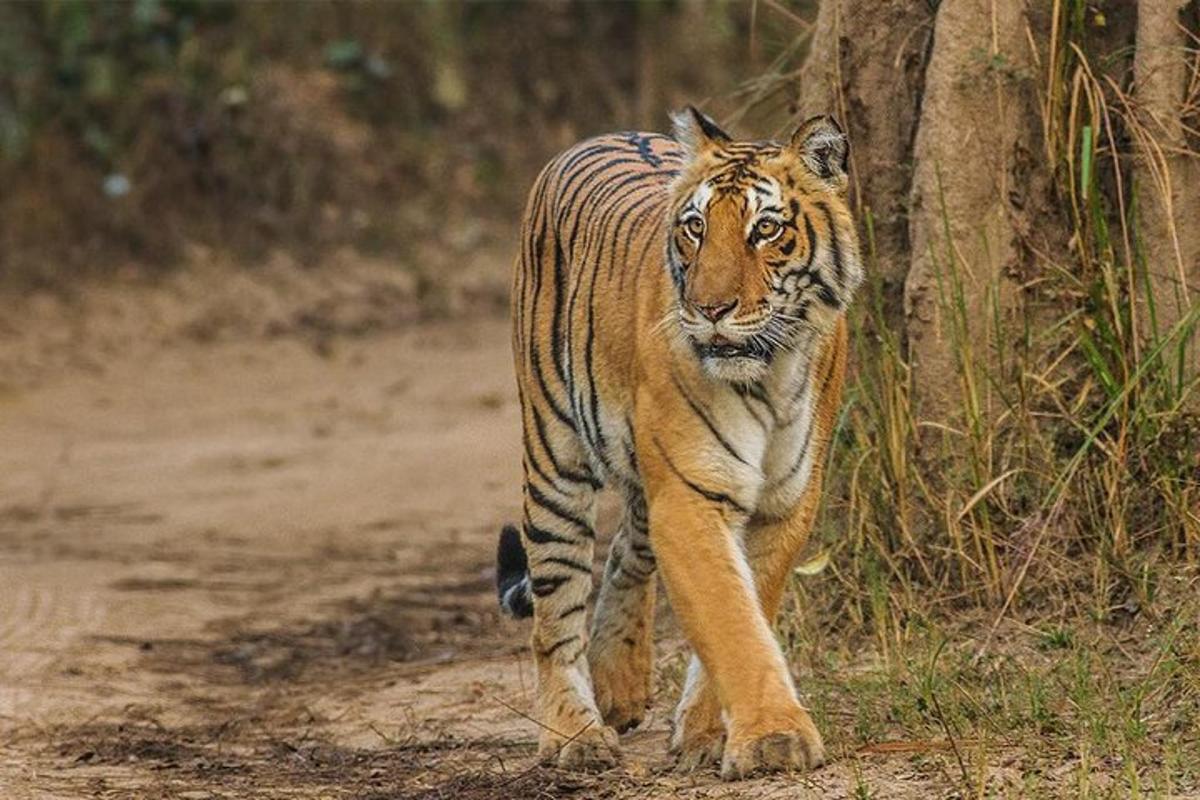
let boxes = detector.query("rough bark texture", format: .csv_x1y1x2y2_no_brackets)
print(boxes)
796,0,1200,424
902,0,1041,424
1134,0,1200,385
796,0,933,332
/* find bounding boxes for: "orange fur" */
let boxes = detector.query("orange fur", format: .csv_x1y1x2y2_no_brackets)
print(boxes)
500,108,862,777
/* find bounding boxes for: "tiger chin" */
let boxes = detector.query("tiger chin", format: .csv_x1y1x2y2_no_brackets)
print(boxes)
496,106,862,780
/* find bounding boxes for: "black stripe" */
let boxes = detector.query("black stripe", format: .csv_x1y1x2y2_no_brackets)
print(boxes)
611,191,666,279
817,340,841,400
627,497,648,532
557,603,587,620
652,437,750,515
582,236,608,471
523,428,575,497
549,238,572,388
611,564,654,588
524,520,574,546
622,197,670,291
806,205,844,309
539,635,579,659
771,413,817,490
630,543,655,560
553,148,632,227
627,132,663,167
671,372,750,466
801,211,816,268
558,157,653,235
531,405,601,489
559,142,624,176
528,339,576,431
527,484,594,537
538,556,593,574
733,381,775,428
811,200,849,284
779,213,817,283
769,345,839,488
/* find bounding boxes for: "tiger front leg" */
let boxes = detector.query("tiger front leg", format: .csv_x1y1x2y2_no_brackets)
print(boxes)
644,458,822,780
672,484,828,775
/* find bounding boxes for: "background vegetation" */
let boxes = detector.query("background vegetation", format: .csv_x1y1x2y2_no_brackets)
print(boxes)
2,1,1198,795
0,0,791,288
779,1,1200,793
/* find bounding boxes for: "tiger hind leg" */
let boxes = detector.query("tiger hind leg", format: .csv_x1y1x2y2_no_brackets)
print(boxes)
518,464,619,768
588,490,657,733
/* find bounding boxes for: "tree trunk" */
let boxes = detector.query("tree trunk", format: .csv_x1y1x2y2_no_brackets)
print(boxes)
1133,0,1200,388
797,0,933,333
902,0,1040,425
798,0,1199,424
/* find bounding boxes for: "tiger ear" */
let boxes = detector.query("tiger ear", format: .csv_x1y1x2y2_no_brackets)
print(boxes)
671,105,732,156
791,115,848,185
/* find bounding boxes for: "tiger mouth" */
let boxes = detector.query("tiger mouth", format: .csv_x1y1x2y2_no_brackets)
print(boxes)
692,336,773,361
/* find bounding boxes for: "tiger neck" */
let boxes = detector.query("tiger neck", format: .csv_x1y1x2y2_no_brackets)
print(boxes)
751,325,824,422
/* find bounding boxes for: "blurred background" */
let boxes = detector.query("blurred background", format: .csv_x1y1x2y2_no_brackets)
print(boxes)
0,1,798,290
1,2,1199,797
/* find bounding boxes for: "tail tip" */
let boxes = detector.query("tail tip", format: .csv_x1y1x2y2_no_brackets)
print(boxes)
497,523,533,619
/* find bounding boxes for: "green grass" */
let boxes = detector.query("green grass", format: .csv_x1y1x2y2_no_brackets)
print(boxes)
778,591,1200,797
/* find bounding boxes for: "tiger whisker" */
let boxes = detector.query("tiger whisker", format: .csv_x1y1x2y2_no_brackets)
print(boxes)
650,311,678,336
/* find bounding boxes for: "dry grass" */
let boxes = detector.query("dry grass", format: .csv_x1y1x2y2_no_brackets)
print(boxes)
740,2,1200,795
792,0,1200,624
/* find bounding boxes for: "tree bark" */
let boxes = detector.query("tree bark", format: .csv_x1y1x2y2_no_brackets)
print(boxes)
1133,0,1200,388
797,0,933,333
797,0,1199,423
901,0,1040,425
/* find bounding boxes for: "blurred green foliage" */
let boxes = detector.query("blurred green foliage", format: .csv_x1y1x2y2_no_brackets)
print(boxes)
0,1,239,165
0,1,793,286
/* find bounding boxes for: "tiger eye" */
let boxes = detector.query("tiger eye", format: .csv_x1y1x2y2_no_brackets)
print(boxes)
755,218,780,239
685,217,705,238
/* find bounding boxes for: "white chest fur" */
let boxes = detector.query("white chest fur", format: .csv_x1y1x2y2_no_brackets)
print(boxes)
749,342,822,520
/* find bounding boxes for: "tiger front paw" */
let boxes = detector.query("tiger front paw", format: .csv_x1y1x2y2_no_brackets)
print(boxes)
720,707,825,780
670,683,725,772
672,727,726,772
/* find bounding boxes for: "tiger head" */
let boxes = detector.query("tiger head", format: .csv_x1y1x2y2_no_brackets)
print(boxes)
666,107,863,383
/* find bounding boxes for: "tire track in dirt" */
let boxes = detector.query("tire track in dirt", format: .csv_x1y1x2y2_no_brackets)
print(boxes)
0,320,537,798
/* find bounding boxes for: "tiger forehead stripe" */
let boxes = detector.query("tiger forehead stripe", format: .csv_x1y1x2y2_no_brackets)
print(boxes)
702,146,781,194
747,176,783,219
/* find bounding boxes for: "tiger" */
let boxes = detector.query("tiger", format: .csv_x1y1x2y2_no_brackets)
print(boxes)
495,106,862,779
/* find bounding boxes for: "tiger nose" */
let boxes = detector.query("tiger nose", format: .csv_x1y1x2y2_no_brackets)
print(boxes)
694,299,737,322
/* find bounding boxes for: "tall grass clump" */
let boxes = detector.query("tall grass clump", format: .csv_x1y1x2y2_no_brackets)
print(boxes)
802,1,1199,646
751,7,1200,787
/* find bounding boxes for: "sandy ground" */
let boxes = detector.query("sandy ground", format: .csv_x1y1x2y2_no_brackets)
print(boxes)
0,312,950,799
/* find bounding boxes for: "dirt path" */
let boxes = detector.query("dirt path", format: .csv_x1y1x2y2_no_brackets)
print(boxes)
0,316,937,799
